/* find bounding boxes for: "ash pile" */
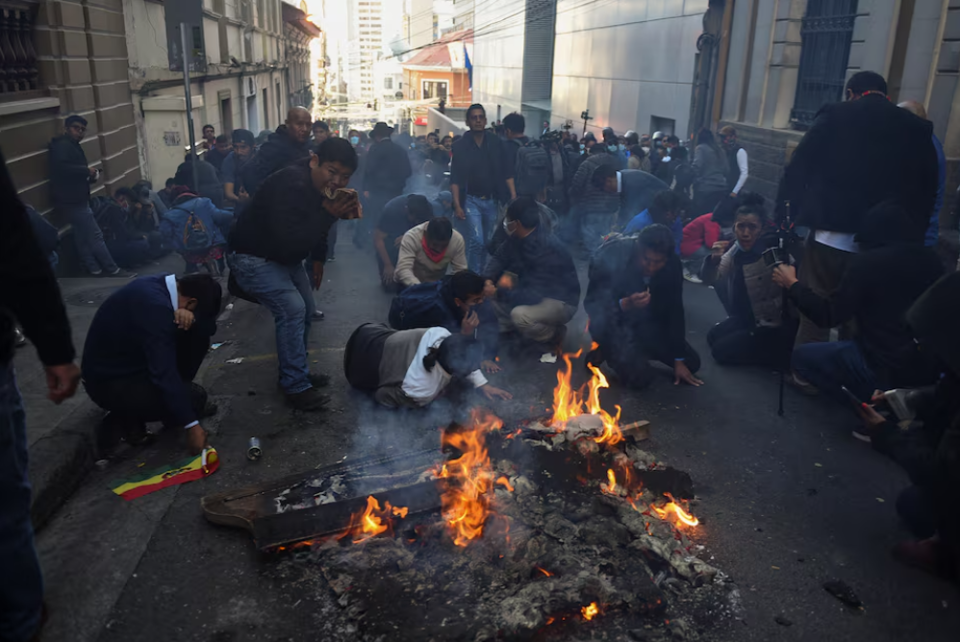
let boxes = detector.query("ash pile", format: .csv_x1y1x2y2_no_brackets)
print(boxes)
297,407,741,642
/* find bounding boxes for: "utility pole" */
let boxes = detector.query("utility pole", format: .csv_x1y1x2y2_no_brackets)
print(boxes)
181,23,199,193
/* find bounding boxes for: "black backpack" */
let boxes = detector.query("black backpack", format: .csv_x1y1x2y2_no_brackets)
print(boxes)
513,139,550,197
174,205,212,253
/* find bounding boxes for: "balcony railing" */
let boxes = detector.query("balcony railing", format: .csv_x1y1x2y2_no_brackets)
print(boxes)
0,2,39,98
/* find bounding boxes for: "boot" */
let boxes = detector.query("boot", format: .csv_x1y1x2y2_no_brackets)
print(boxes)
286,387,331,411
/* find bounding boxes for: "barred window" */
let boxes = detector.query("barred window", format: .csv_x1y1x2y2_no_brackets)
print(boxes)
0,1,40,102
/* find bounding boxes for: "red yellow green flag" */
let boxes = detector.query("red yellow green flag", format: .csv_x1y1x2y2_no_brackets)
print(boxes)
111,447,219,500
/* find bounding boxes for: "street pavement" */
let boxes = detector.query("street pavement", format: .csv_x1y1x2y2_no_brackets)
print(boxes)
32,229,960,642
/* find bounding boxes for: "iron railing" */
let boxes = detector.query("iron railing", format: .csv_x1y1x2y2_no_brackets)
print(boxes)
0,2,39,98
790,0,859,129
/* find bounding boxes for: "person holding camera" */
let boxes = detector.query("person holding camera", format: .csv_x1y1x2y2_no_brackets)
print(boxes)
771,202,943,404
700,201,797,369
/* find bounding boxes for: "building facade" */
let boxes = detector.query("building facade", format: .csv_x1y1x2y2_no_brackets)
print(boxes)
283,0,321,113
122,0,318,189
6,0,141,229
472,0,557,127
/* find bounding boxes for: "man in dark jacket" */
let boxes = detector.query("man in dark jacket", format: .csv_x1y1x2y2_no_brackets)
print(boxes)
239,106,313,197
388,270,500,370
585,225,703,389
856,272,960,580
0,150,80,642
772,202,943,403
82,274,221,453
228,138,360,411
484,197,580,352
48,115,128,276
777,71,938,346
362,122,412,226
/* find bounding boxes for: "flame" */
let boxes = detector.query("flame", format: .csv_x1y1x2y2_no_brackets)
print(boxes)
435,409,503,546
338,495,408,543
536,567,552,577
602,468,618,495
496,476,515,492
550,351,623,445
651,494,699,528
582,602,599,620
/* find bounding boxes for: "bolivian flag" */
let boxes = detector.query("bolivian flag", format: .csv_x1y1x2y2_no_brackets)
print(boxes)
111,447,219,500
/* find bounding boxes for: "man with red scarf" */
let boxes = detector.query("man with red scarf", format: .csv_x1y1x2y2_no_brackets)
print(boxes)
394,217,467,290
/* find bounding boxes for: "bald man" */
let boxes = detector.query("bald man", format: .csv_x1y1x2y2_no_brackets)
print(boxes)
239,106,314,197
899,100,946,247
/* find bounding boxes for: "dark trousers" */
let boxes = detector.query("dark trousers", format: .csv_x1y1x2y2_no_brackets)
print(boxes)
796,236,855,346
84,330,209,429
692,189,726,218
598,319,701,389
791,339,878,403
708,317,798,369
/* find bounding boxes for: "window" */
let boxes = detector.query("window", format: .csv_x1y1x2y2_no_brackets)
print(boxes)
422,80,448,101
0,4,41,101
384,77,393,90
791,0,859,129
220,95,233,133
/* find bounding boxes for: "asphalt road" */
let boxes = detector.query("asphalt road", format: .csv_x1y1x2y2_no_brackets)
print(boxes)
35,229,960,642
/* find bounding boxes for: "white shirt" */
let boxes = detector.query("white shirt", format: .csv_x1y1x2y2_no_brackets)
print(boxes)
731,148,749,195
401,327,487,406
166,274,200,429
814,231,859,253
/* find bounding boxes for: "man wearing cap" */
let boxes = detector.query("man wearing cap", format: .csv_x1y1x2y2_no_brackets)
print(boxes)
221,129,256,209
48,115,131,277
362,122,412,236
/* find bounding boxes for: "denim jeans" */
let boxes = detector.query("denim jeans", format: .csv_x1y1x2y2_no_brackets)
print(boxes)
228,253,314,393
64,203,118,274
792,339,878,403
0,362,43,642
459,195,499,272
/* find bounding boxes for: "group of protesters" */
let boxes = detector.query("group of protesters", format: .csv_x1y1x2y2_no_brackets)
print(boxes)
5,67,960,642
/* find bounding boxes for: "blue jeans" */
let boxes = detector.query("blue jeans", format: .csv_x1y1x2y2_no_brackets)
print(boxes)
459,195,499,273
792,340,878,403
228,253,314,393
64,203,118,274
0,362,43,642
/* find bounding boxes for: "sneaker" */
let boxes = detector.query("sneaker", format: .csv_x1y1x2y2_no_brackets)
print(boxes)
682,268,702,284
328,255,337,262
785,371,819,396
285,387,331,411
312,310,325,320
104,268,137,278
308,372,331,388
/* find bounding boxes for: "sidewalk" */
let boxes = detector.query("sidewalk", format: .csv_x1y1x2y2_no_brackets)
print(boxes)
18,253,187,529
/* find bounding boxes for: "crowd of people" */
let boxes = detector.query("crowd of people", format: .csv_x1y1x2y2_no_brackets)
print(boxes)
4,68,960,642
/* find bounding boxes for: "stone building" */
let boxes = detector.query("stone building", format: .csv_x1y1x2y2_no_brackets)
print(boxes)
5,0,140,226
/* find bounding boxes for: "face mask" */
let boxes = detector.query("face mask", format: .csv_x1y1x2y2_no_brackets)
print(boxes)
350,136,359,145
579,144,585,152
502,218,519,236
607,144,618,152
618,144,625,152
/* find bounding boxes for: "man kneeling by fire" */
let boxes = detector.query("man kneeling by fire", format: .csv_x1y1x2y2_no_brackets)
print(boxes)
344,323,512,408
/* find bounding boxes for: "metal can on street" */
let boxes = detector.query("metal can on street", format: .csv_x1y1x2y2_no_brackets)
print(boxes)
247,437,262,461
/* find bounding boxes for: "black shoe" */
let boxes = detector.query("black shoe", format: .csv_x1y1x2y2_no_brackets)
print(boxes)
201,402,219,418
104,268,137,278
328,255,336,262
312,310,325,320
286,388,331,411
308,373,331,388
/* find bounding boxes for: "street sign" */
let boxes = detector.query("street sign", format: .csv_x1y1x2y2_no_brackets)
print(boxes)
166,0,207,72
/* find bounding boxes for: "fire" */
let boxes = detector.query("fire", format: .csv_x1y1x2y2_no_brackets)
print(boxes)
338,495,408,544
435,408,503,546
651,493,700,528
495,476,515,492
581,602,599,620
536,567,552,577
551,351,623,445
602,468,618,495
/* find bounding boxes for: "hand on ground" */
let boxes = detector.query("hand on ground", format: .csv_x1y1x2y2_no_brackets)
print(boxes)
674,361,703,387
481,384,513,401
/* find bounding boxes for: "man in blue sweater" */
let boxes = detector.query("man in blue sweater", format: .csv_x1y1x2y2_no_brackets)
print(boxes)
82,274,222,454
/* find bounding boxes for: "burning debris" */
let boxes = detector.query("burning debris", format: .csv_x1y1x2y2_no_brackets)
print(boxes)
207,351,738,640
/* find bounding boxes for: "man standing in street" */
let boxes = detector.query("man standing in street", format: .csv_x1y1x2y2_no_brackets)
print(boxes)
48,115,130,277
201,124,216,150
312,120,330,148
362,122,412,235
204,134,231,174
777,71,938,346
239,106,313,197
451,104,511,272
221,129,255,209
228,138,360,411
719,126,749,198
0,150,81,642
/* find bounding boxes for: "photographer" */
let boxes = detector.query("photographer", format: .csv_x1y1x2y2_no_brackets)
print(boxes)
772,202,943,402
700,201,796,368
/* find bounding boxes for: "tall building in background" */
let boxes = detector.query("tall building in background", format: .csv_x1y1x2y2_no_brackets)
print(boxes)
344,0,404,104
408,0,456,50
453,0,475,31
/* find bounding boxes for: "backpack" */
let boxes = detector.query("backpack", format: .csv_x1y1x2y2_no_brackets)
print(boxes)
513,139,550,197
176,206,212,253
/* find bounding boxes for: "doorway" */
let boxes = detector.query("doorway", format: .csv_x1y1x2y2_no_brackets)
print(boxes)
247,95,258,133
